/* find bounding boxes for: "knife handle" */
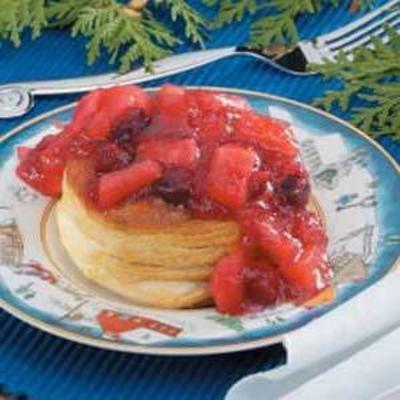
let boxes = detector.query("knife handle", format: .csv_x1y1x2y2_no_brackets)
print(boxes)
18,47,239,95
0,47,238,119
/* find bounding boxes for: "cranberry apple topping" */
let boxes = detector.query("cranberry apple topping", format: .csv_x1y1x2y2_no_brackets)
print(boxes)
16,84,332,314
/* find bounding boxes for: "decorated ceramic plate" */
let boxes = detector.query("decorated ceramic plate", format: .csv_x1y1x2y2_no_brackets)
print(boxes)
0,87,399,355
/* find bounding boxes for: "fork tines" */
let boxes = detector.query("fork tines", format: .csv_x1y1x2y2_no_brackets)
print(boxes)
302,0,400,63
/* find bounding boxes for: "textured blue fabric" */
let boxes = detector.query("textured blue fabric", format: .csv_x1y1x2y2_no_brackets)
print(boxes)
0,1,398,399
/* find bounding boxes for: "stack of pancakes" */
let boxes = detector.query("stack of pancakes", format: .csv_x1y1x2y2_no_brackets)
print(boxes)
56,159,240,308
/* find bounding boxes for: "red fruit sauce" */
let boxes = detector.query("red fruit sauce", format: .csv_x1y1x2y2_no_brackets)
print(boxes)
16,84,332,315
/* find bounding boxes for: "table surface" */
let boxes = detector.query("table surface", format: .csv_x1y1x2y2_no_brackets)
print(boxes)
0,1,398,399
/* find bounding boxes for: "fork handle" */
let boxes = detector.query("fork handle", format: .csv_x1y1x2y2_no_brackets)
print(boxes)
21,46,311,95
11,47,239,96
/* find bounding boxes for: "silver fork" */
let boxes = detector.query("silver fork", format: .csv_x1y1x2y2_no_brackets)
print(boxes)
0,0,399,119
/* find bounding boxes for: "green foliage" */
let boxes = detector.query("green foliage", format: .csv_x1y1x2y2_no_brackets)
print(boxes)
201,1,375,48
1,0,376,69
3,0,206,72
47,0,206,72
0,0,47,46
46,0,98,28
154,0,208,47
311,28,400,139
69,5,175,71
204,0,259,28
249,0,373,48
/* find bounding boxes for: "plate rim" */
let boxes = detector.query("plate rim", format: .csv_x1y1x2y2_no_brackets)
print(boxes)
0,86,399,356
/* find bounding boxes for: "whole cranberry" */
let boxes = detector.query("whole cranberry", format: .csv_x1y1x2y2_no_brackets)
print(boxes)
278,173,310,207
111,108,151,153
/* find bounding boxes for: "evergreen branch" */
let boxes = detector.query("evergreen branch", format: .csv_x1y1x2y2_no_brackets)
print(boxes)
47,0,206,71
203,0,375,48
67,3,177,72
46,0,99,28
118,11,177,72
311,28,400,139
154,0,208,47
0,0,47,46
251,0,327,45
251,12,299,48
31,0,47,38
204,0,259,28
249,0,374,48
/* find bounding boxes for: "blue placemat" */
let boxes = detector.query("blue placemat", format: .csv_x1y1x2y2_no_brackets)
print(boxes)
0,2,398,399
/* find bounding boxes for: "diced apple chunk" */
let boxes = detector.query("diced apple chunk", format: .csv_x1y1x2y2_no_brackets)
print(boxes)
207,144,258,209
136,138,199,168
97,160,162,209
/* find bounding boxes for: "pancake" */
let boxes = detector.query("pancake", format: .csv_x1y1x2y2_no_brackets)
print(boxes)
56,159,240,308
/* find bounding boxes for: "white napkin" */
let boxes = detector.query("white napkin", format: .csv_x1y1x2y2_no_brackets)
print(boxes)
281,325,400,400
227,270,400,400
